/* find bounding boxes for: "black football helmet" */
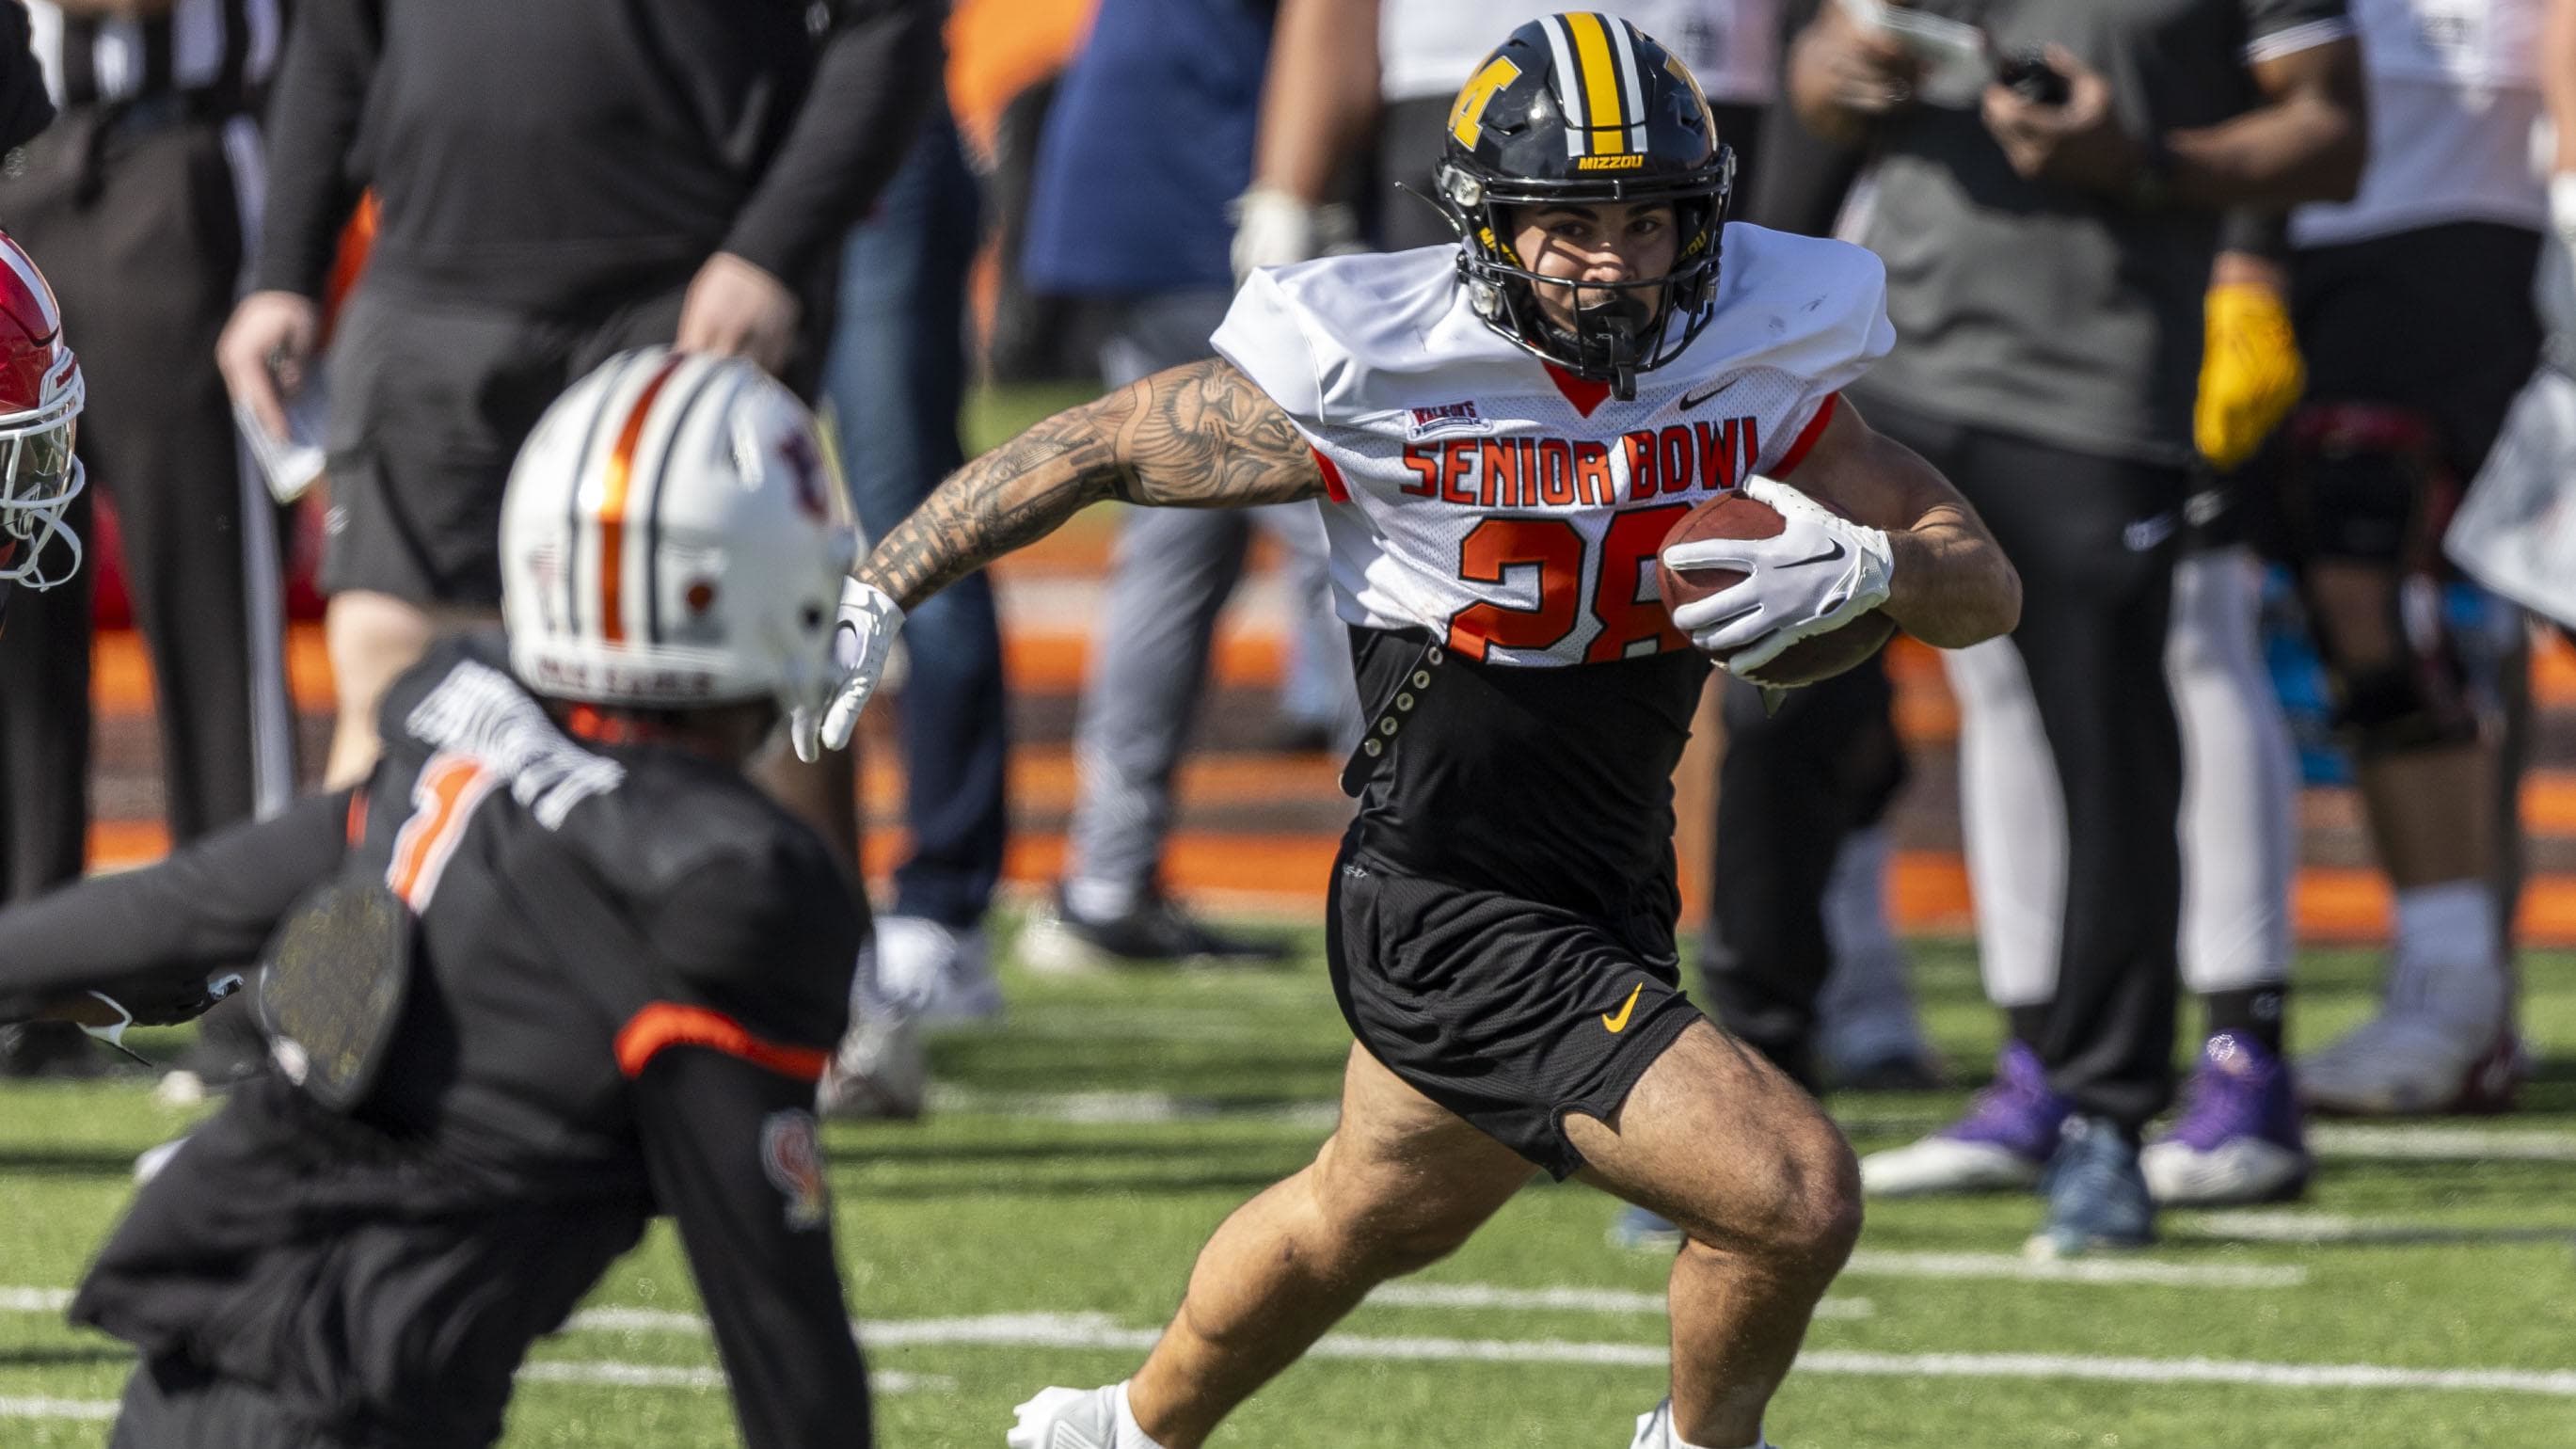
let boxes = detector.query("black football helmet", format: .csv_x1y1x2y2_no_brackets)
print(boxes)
1430,13,1735,400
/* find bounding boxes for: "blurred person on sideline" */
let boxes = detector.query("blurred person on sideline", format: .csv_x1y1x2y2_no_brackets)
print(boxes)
0,0,291,1080
818,87,1012,1030
0,352,884,1449
213,0,940,853
2256,0,2549,1117
1005,0,1360,973
1795,0,2365,1255
2447,0,2576,639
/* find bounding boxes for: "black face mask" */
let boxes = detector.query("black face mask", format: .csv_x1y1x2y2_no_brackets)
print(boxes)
1506,268,1677,398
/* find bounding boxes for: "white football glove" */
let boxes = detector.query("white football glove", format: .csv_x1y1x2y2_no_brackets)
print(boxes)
1229,187,1362,285
1662,477,1895,677
789,577,905,762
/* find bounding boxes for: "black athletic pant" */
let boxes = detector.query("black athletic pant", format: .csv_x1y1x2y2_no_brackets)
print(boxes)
111,1357,357,1449
1693,40,1886,1085
0,106,294,885
1860,390,2189,1129
1698,659,1906,1089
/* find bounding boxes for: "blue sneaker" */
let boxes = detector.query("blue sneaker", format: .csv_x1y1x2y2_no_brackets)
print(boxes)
1859,1041,2070,1197
1608,1204,1684,1253
2028,1114,2155,1258
2140,1032,2310,1205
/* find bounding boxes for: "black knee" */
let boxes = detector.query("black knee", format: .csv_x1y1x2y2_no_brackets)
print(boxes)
2278,402,2481,757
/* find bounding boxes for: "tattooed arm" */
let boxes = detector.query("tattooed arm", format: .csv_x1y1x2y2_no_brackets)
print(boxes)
789,358,1325,759
860,358,1324,609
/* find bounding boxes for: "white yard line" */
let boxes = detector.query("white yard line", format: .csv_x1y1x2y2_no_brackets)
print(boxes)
1794,1350,2576,1395
2309,1124,2576,1163
520,1361,948,1394
0,1395,118,1421
1841,1250,2306,1289
921,1085,1342,1130
8,1298,2569,1407
566,1310,2576,1395
2181,1210,2576,1247
1368,1283,1872,1320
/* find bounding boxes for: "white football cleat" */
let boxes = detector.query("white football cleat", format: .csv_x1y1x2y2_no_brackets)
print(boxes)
2297,1015,2523,1117
873,916,1004,1023
1630,1396,1773,1448
1009,1382,1165,1449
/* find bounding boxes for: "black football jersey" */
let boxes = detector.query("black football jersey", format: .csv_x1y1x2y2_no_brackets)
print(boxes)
4,636,872,1448
1339,624,1708,929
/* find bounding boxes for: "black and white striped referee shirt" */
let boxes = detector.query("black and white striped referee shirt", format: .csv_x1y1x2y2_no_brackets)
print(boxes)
24,0,279,114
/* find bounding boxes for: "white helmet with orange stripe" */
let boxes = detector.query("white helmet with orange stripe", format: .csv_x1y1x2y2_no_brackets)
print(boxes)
499,348,856,714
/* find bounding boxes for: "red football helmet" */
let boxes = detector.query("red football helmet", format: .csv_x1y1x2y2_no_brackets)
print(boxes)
0,231,81,589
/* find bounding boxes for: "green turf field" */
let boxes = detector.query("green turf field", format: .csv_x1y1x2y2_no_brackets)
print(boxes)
4,932,2573,1447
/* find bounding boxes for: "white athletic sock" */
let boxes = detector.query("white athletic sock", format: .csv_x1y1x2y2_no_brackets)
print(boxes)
1063,877,1143,924
2390,882,2505,1027
1112,1381,1172,1449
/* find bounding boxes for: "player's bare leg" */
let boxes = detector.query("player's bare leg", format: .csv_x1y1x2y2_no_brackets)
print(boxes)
1121,1044,1536,1448
322,589,445,786
1569,1020,1864,1448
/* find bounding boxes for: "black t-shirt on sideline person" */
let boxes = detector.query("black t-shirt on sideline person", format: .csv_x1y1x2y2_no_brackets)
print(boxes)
254,0,941,314
1850,0,2351,466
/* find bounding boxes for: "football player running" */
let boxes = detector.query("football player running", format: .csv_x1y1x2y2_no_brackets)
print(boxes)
806,15,2019,1447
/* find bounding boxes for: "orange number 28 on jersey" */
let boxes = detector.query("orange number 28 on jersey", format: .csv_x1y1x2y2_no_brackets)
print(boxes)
1445,505,1691,663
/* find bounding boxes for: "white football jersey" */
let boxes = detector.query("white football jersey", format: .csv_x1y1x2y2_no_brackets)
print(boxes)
1211,223,1893,670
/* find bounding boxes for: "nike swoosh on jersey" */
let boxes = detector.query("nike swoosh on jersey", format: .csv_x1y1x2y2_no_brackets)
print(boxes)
1678,381,1738,412
1601,983,1644,1034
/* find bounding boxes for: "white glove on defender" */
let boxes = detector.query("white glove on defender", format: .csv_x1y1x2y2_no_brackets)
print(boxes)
789,577,905,762
1662,477,1894,677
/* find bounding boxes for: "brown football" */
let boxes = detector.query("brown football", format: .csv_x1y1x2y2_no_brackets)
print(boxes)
1656,491,1897,687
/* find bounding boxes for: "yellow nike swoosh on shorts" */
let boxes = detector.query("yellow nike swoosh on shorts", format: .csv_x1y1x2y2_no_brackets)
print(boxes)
1601,983,1644,1034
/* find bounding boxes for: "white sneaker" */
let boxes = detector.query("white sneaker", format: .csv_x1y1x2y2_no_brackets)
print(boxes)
816,1005,927,1122
1861,1135,2046,1196
874,916,1004,1023
2297,1013,2523,1116
1630,1396,1773,1448
2140,1136,2309,1205
1008,1382,1164,1449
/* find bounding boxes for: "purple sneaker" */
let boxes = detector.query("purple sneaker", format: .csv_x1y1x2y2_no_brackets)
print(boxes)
2141,1032,2310,1205
1860,1042,2070,1197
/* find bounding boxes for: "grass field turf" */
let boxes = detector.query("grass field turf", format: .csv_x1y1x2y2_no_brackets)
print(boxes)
3,930,2573,1447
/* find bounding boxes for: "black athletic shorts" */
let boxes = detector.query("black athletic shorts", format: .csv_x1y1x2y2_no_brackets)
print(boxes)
2245,221,2544,565
318,283,689,609
1326,847,1703,1180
